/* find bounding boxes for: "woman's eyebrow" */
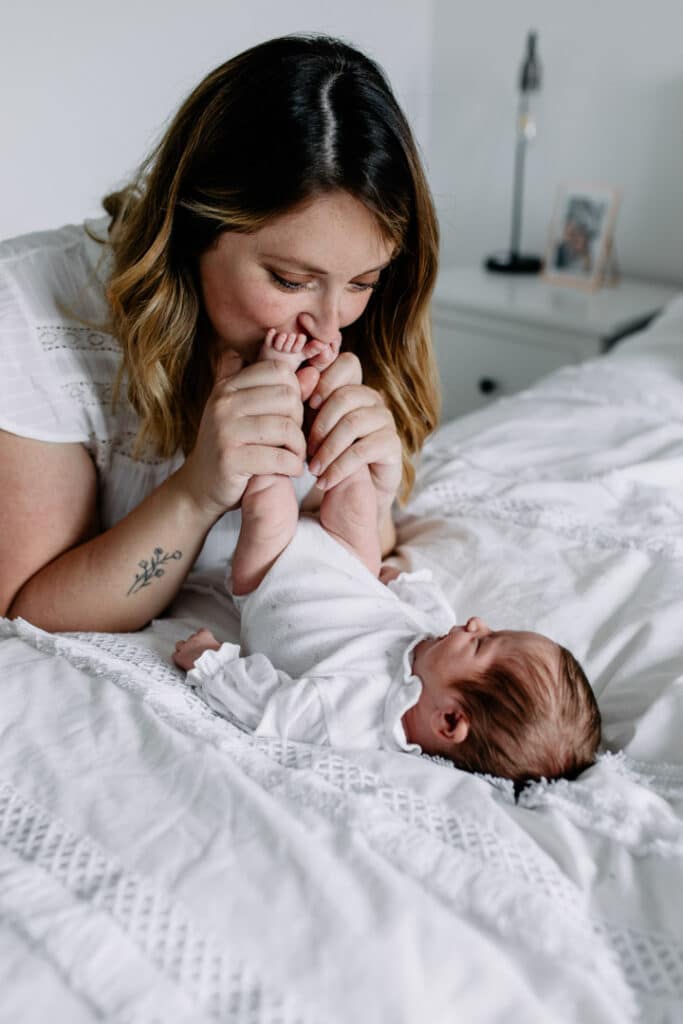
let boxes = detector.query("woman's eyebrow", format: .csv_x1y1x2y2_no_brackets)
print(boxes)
260,254,390,276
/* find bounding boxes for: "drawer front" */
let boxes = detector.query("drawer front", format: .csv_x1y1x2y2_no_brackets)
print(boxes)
433,321,580,422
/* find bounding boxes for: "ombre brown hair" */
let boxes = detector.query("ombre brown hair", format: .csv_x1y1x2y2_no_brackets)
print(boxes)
447,646,601,789
101,34,440,499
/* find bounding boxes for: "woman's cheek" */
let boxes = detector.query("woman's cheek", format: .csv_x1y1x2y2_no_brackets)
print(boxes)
341,292,373,329
247,290,296,330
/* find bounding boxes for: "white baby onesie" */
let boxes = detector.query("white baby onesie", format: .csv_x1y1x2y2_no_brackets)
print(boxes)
188,517,456,752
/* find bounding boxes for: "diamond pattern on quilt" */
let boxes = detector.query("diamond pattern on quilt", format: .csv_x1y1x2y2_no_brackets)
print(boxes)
0,781,308,1024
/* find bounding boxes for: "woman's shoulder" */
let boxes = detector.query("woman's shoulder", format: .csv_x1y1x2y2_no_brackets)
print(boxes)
0,220,89,261
0,215,125,447
0,216,112,319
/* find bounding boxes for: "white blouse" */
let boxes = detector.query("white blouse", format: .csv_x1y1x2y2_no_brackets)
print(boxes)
0,218,315,577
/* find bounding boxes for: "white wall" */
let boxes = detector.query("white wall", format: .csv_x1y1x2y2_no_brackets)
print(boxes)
6,2,682,287
430,0,683,285
1,0,434,239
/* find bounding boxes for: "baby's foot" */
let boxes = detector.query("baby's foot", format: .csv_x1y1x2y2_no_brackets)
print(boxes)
303,335,341,372
260,328,340,369
259,329,309,370
259,329,340,400
173,627,220,671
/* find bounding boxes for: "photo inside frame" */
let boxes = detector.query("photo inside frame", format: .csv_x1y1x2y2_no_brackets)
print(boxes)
552,194,608,276
544,184,620,288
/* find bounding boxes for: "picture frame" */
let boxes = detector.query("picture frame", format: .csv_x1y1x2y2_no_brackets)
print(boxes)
543,182,621,291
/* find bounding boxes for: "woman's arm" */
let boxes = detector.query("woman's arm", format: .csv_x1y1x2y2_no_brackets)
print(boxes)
1,354,307,632
1,431,219,632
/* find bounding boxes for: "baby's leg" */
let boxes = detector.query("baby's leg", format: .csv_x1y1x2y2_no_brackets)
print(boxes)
318,465,382,577
173,628,220,670
231,473,299,595
231,331,308,596
231,329,346,595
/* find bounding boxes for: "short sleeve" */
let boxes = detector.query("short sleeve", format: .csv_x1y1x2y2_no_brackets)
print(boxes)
0,224,123,444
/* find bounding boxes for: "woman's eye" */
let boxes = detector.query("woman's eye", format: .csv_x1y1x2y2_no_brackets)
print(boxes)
350,280,379,293
270,271,307,292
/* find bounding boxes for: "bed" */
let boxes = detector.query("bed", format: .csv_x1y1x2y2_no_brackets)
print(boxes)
2,294,683,1024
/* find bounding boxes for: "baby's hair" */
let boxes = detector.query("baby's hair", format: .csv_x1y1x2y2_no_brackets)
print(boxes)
447,645,601,787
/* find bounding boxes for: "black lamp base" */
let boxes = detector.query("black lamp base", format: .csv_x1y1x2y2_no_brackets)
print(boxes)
485,252,543,275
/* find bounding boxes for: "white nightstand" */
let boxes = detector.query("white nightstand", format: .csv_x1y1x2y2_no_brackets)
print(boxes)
431,267,680,423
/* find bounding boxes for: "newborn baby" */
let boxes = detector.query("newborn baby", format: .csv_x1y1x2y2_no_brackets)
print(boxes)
174,330,601,786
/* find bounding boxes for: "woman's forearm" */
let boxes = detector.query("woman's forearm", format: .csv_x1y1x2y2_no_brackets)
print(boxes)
8,467,219,633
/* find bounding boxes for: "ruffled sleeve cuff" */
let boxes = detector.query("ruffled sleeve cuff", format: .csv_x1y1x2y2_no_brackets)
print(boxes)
187,642,284,730
383,637,426,755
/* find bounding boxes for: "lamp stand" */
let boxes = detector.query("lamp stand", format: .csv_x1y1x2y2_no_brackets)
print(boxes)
486,35,543,275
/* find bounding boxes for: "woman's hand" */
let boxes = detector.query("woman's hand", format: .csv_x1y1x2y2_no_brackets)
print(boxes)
176,350,307,522
305,351,403,513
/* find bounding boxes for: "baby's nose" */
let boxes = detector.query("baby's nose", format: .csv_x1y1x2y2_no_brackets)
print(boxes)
465,616,489,634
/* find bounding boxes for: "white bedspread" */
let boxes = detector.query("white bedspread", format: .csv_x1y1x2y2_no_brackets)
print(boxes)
2,297,683,1023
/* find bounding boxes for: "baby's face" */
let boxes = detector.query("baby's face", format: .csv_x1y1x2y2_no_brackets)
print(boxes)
412,616,560,701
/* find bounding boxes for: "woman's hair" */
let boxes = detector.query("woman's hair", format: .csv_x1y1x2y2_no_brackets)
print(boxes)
101,34,440,498
446,646,601,788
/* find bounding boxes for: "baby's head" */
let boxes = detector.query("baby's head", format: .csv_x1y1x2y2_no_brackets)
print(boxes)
405,616,601,787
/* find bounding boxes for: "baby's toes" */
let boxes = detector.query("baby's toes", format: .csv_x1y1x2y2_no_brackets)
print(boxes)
310,341,339,370
291,332,308,354
273,331,290,352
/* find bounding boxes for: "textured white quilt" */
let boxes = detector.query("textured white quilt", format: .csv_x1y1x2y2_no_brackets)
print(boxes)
2,297,683,1023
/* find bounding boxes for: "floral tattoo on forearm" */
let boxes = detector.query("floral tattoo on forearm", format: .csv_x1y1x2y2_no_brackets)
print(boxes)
127,547,183,596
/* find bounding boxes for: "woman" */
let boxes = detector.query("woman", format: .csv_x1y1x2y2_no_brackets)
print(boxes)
0,34,440,632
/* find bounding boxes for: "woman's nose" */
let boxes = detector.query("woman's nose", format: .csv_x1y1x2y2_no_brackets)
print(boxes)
298,302,342,347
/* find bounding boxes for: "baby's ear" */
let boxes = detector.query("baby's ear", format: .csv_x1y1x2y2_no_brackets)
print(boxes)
433,703,470,745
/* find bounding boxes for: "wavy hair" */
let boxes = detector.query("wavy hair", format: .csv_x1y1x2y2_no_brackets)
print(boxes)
101,34,440,498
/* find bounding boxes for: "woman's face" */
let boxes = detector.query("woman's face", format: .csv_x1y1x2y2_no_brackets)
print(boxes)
198,190,395,362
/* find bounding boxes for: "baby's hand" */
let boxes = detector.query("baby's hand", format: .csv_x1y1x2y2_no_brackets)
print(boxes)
379,564,401,585
173,627,220,671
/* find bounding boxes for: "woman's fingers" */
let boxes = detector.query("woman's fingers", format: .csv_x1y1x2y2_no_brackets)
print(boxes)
214,381,305,424
307,387,389,461
229,414,307,459
313,425,403,494
214,356,302,395
308,351,362,409
181,352,308,517
226,443,306,479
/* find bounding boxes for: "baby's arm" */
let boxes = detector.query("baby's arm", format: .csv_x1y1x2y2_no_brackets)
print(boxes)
174,629,329,743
